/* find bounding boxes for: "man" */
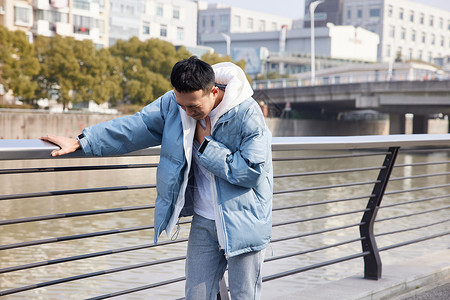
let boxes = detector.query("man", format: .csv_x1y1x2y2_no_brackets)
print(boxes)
42,57,273,299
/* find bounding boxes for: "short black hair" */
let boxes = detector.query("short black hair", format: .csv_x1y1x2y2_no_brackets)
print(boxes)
170,56,215,93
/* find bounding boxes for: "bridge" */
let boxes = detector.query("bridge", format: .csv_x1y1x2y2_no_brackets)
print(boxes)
253,79,450,134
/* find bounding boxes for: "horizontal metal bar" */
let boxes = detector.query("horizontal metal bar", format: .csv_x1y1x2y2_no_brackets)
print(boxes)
394,160,450,168
0,257,186,297
3,135,450,161
274,180,379,195
0,205,155,226
390,171,450,182
0,184,156,201
399,147,450,154
262,251,370,282
376,205,450,223
271,222,364,244
272,151,390,162
265,237,363,263
375,218,450,237
0,225,155,251
273,209,369,228
86,276,186,300
379,230,450,252
385,183,450,196
0,237,189,275
273,194,374,211
274,166,383,179
0,163,158,175
381,194,450,209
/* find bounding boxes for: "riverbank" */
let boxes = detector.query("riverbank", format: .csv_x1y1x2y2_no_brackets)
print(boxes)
1,109,448,139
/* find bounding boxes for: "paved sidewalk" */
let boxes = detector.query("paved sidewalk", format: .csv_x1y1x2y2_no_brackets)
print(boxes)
275,248,450,300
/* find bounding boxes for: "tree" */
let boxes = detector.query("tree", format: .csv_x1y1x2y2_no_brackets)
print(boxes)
34,35,80,110
0,26,40,102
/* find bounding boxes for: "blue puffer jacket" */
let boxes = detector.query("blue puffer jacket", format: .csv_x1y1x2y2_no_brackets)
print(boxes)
79,63,273,258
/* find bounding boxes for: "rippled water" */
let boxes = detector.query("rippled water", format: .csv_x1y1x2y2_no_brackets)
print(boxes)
0,151,449,299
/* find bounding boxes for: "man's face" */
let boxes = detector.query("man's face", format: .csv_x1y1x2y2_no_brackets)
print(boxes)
174,87,219,120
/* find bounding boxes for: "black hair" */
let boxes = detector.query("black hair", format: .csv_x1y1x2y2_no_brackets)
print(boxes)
170,56,215,93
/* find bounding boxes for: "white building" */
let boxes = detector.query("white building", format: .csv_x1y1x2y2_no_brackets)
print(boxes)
109,0,198,47
201,23,379,75
0,0,109,47
197,1,293,43
342,0,450,62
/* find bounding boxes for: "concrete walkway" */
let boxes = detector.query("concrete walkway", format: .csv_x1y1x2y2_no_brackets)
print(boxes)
277,248,450,300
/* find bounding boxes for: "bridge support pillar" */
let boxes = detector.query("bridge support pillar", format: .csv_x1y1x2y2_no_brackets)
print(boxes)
413,115,429,134
389,114,406,134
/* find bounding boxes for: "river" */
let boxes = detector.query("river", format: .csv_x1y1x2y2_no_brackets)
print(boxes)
0,150,449,299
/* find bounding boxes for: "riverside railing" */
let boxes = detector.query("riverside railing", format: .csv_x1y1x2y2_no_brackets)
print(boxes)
1,134,450,299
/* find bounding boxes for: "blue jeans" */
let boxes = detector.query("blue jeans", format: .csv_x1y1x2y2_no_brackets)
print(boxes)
185,214,265,300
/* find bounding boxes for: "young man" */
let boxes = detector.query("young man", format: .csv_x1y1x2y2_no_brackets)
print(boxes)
42,57,273,299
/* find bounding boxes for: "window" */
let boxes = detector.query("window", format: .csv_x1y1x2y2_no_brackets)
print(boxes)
357,9,362,18
347,9,351,19
143,21,150,34
431,34,435,45
247,18,253,29
410,11,414,22
73,0,90,10
369,8,380,17
160,24,167,37
399,8,403,20
73,14,92,34
14,5,33,26
421,32,426,43
173,7,180,19
439,18,443,29
177,27,184,40
408,48,413,59
202,16,206,28
220,15,228,28
210,17,214,27
387,5,392,18
411,30,416,42
259,20,266,31
233,15,241,28
386,45,391,57
401,28,405,40
156,4,163,16
418,50,423,60
389,25,395,38
441,36,444,47
429,16,434,27
420,13,424,24
271,22,277,30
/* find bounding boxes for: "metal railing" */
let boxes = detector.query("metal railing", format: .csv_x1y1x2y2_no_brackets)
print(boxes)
1,134,450,299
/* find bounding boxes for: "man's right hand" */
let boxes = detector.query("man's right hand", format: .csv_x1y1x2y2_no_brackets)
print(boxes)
41,135,81,157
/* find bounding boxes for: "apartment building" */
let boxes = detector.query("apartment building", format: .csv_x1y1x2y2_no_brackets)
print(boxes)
197,2,293,38
0,0,109,47
341,0,450,62
109,0,198,47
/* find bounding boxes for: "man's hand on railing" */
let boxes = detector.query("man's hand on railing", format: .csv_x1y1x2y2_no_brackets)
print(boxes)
41,135,81,157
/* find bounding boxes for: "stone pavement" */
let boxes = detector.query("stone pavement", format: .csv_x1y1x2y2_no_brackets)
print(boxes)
275,248,450,300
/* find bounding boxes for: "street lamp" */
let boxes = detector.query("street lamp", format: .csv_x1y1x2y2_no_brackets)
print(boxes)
221,33,231,56
310,0,324,85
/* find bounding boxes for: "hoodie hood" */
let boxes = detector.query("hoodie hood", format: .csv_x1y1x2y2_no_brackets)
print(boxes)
211,62,253,127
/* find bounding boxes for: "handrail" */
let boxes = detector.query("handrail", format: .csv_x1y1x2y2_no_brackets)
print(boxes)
2,134,450,160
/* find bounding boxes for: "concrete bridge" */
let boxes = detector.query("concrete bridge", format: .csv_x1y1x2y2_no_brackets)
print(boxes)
254,80,450,134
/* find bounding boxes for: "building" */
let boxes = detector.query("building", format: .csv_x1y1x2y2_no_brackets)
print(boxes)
304,0,343,28
197,1,293,45
0,0,109,47
109,0,198,47
341,0,450,62
201,23,379,75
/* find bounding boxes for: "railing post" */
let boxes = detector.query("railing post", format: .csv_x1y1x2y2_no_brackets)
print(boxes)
359,147,399,280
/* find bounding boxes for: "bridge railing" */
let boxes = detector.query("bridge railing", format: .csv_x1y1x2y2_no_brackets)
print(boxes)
252,71,449,90
1,135,449,299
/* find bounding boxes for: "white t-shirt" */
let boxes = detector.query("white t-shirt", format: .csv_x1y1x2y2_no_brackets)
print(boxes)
191,107,219,220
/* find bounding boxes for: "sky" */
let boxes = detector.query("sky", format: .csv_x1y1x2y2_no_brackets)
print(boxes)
198,0,450,19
